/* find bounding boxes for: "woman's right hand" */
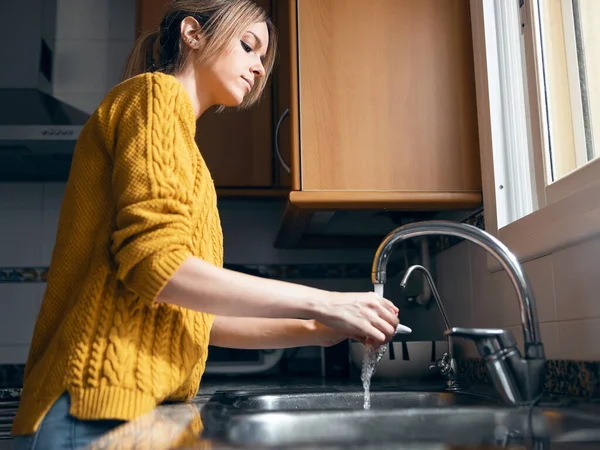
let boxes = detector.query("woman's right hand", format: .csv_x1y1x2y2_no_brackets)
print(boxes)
314,292,399,345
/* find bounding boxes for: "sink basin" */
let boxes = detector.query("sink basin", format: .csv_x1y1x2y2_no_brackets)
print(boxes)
202,406,600,447
206,389,499,412
200,387,600,448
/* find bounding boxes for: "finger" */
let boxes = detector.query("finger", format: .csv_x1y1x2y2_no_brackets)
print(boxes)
378,316,396,336
372,293,397,312
355,336,369,345
383,299,399,314
363,326,386,345
382,302,397,316
374,303,399,327
371,317,396,343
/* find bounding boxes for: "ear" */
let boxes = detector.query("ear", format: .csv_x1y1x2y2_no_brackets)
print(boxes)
180,16,204,50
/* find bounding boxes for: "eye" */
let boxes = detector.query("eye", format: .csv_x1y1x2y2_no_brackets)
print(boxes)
241,41,252,53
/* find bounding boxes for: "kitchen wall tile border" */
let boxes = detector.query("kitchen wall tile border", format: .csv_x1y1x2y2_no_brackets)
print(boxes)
0,209,485,284
458,358,600,398
0,262,413,284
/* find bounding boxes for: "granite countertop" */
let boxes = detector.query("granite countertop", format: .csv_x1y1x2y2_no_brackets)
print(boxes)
84,375,364,449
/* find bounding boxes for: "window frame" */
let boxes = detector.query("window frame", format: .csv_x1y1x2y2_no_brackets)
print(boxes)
470,0,600,271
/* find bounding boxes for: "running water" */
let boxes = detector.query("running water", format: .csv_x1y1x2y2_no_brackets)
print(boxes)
360,342,386,409
360,283,387,409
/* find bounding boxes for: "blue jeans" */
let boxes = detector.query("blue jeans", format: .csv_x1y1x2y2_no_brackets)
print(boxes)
13,392,124,450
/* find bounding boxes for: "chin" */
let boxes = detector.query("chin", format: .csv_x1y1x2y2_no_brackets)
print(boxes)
218,89,245,108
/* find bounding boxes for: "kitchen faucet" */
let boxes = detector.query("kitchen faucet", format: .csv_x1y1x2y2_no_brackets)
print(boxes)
400,264,459,391
372,221,546,405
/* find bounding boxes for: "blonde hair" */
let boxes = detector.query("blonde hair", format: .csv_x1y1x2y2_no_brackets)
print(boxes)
122,0,277,109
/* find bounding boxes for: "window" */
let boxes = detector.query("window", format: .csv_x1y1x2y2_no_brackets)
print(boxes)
536,0,599,183
471,0,600,266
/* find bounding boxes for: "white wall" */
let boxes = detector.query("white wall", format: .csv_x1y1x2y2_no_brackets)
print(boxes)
436,239,600,361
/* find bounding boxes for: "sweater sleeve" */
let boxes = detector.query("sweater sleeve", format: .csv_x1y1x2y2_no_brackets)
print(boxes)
109,75,196,305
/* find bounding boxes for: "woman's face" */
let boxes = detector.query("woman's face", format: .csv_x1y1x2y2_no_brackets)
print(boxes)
199,21,269,107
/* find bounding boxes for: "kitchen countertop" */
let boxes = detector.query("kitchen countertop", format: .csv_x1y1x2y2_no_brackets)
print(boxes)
80,376,362,449
83,375,367,447
74,376,600,450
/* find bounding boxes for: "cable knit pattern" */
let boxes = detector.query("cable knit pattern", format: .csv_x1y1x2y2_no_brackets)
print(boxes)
12,72,223,436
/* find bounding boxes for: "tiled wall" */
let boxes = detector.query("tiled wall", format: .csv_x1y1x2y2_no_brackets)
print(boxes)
52,0,136,114
436,238,600,361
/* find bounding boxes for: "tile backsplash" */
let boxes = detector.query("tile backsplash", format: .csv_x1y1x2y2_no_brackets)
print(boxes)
52,0,136,114
436,237,600,361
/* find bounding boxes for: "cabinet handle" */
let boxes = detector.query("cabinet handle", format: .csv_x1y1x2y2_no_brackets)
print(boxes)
275,108,291,174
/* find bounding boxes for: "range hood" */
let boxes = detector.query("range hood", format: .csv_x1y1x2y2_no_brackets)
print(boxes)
0,0,90,182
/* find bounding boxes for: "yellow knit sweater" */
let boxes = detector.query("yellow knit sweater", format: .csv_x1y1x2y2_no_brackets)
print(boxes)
12,72,223,435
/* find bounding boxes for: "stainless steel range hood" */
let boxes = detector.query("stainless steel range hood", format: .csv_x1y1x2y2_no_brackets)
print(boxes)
0,0,90,182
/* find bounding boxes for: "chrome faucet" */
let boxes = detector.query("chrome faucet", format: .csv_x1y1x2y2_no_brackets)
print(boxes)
372,220,546,405
400,265,459,391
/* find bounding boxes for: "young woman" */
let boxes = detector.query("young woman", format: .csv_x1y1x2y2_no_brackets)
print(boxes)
12,1,399,448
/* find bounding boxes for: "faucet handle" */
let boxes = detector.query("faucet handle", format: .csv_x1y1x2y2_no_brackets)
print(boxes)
445,327,526,404
445,327,519,356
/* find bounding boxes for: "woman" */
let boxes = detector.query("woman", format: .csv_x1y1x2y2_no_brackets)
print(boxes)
12,0,399,448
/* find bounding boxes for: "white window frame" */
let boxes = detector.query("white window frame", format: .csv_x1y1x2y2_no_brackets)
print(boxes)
470,0,600,271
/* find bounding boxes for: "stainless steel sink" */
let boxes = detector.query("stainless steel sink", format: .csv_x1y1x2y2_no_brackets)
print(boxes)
206,389,499,412
202,406,600,448
200,388,600,448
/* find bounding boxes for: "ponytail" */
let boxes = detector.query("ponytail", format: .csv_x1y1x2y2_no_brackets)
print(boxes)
121,29,160,81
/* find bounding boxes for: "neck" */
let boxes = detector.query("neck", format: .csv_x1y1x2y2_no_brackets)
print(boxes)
174,66,213,119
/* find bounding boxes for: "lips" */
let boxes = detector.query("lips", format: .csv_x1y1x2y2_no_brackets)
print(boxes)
242,77,253,91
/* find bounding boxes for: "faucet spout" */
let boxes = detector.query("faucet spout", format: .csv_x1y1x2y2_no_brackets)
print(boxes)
372,220,546,404
372,220,544,360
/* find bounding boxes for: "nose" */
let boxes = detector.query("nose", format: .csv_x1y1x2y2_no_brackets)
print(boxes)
251,58,266,79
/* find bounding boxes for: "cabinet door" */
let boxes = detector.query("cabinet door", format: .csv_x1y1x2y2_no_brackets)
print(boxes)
296,0,481,193
135,0,170,37
196,0,274,188
196,96,273,188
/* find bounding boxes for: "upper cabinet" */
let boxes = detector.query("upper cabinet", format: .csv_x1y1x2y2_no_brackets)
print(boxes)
135,0,170,36
274,0,483,246
135,0,483,245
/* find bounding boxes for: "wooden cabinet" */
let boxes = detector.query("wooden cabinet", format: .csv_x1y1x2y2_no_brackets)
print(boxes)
135,0,170,37
275,0,483,247
134,0,289,194
135,0,484,245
